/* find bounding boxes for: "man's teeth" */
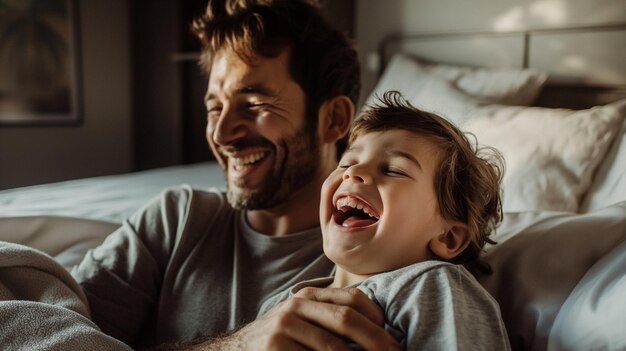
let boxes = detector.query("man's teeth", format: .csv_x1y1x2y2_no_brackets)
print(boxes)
335,197,376,217
232,152,265,169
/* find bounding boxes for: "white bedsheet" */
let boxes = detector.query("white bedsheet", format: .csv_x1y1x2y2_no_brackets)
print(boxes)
0,162,226,223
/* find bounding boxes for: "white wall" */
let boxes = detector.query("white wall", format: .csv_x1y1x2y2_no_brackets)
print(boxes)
0,0,133,190
356,0,626,105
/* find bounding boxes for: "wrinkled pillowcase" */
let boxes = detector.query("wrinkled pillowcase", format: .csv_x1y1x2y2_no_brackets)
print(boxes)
579,116,626,212
366,53,625,213
424,59,547,106
464,99,626,212
477,201,626,351
364,63,486,126
365,53,547,111
547,236,626,351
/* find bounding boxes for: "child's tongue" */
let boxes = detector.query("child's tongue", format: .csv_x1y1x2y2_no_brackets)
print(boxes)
342,216,376,228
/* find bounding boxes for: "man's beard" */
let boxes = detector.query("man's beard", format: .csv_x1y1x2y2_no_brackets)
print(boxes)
226,126,320,210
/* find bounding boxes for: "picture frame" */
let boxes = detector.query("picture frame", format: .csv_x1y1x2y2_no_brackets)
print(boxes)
0,0,82,126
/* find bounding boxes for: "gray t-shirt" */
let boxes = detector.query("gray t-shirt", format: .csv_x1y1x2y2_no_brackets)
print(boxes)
259,261,511,350
71,186,334,348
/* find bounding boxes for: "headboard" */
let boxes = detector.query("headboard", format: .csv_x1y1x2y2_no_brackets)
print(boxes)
378,23,626,109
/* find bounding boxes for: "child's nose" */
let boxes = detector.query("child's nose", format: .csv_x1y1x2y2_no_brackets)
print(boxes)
342,166,371,183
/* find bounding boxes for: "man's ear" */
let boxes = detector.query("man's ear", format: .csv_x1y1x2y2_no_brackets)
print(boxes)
318,95,354,144
429,223,471,260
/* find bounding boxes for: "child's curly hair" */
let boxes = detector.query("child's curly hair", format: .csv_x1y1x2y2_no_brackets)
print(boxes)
353,91,504,273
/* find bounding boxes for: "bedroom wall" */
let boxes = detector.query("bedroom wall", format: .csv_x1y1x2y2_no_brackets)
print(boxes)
139,0,357,169
0,0,356,190
355,0,626,107
0,1,133,190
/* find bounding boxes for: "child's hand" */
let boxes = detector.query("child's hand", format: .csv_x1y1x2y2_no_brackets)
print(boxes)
232,287,400,350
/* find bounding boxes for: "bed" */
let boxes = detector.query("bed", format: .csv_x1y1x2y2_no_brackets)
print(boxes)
365,23,626,351
1,23,626,351
0,162,226,267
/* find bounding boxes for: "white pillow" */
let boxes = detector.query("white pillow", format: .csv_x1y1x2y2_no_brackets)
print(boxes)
425,60,547,106
464,99,626,212
408,77,484,126
579,116,626,212
547,236,626,351
364,58,485,125
365,53,547,110
477,201,626,350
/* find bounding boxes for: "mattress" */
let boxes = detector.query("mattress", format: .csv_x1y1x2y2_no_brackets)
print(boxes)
0,162,226,223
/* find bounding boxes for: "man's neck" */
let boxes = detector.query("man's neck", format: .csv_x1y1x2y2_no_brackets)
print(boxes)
246,143,339,236
245,178,323,236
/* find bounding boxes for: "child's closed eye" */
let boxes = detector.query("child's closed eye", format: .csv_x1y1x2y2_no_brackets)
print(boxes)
383,167,409,177
338,162,354,170
246,101,268,107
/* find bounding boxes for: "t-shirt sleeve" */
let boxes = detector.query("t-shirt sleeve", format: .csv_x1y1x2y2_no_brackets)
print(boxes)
257,289,292,318
365,264,510,350
70,186,199,347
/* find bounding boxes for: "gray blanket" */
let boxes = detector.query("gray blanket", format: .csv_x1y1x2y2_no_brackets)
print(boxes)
0,241,130,350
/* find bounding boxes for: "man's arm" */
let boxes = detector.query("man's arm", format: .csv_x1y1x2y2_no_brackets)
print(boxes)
72,187,197,347
172,288,401,351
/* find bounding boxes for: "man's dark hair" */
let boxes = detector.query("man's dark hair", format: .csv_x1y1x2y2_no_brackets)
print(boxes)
192,0,360,159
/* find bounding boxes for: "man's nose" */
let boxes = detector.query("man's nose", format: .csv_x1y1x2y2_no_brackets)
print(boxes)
211,106,247,146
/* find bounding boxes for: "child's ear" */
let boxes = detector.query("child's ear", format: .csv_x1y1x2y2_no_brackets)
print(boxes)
429,222,471,260
318,95,354,144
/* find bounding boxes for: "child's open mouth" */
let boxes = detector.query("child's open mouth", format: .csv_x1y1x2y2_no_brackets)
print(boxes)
333,195,380,228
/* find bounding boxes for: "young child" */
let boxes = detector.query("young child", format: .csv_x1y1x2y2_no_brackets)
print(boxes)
258,91,511,350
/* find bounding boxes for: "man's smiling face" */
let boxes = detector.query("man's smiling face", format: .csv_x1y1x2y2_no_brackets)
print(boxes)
205,49,320,210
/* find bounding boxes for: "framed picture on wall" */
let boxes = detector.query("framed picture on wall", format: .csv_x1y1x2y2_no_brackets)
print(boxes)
0,0,82,126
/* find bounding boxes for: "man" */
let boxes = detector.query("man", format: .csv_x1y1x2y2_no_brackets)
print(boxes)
72,0,399,350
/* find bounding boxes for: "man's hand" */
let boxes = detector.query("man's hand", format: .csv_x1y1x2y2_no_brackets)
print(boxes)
201,287,401,350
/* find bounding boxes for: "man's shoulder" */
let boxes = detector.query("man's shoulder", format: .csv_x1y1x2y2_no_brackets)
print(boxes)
124,185,240,259
160,184,225,202
135,185,236,234
157,185,231,213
